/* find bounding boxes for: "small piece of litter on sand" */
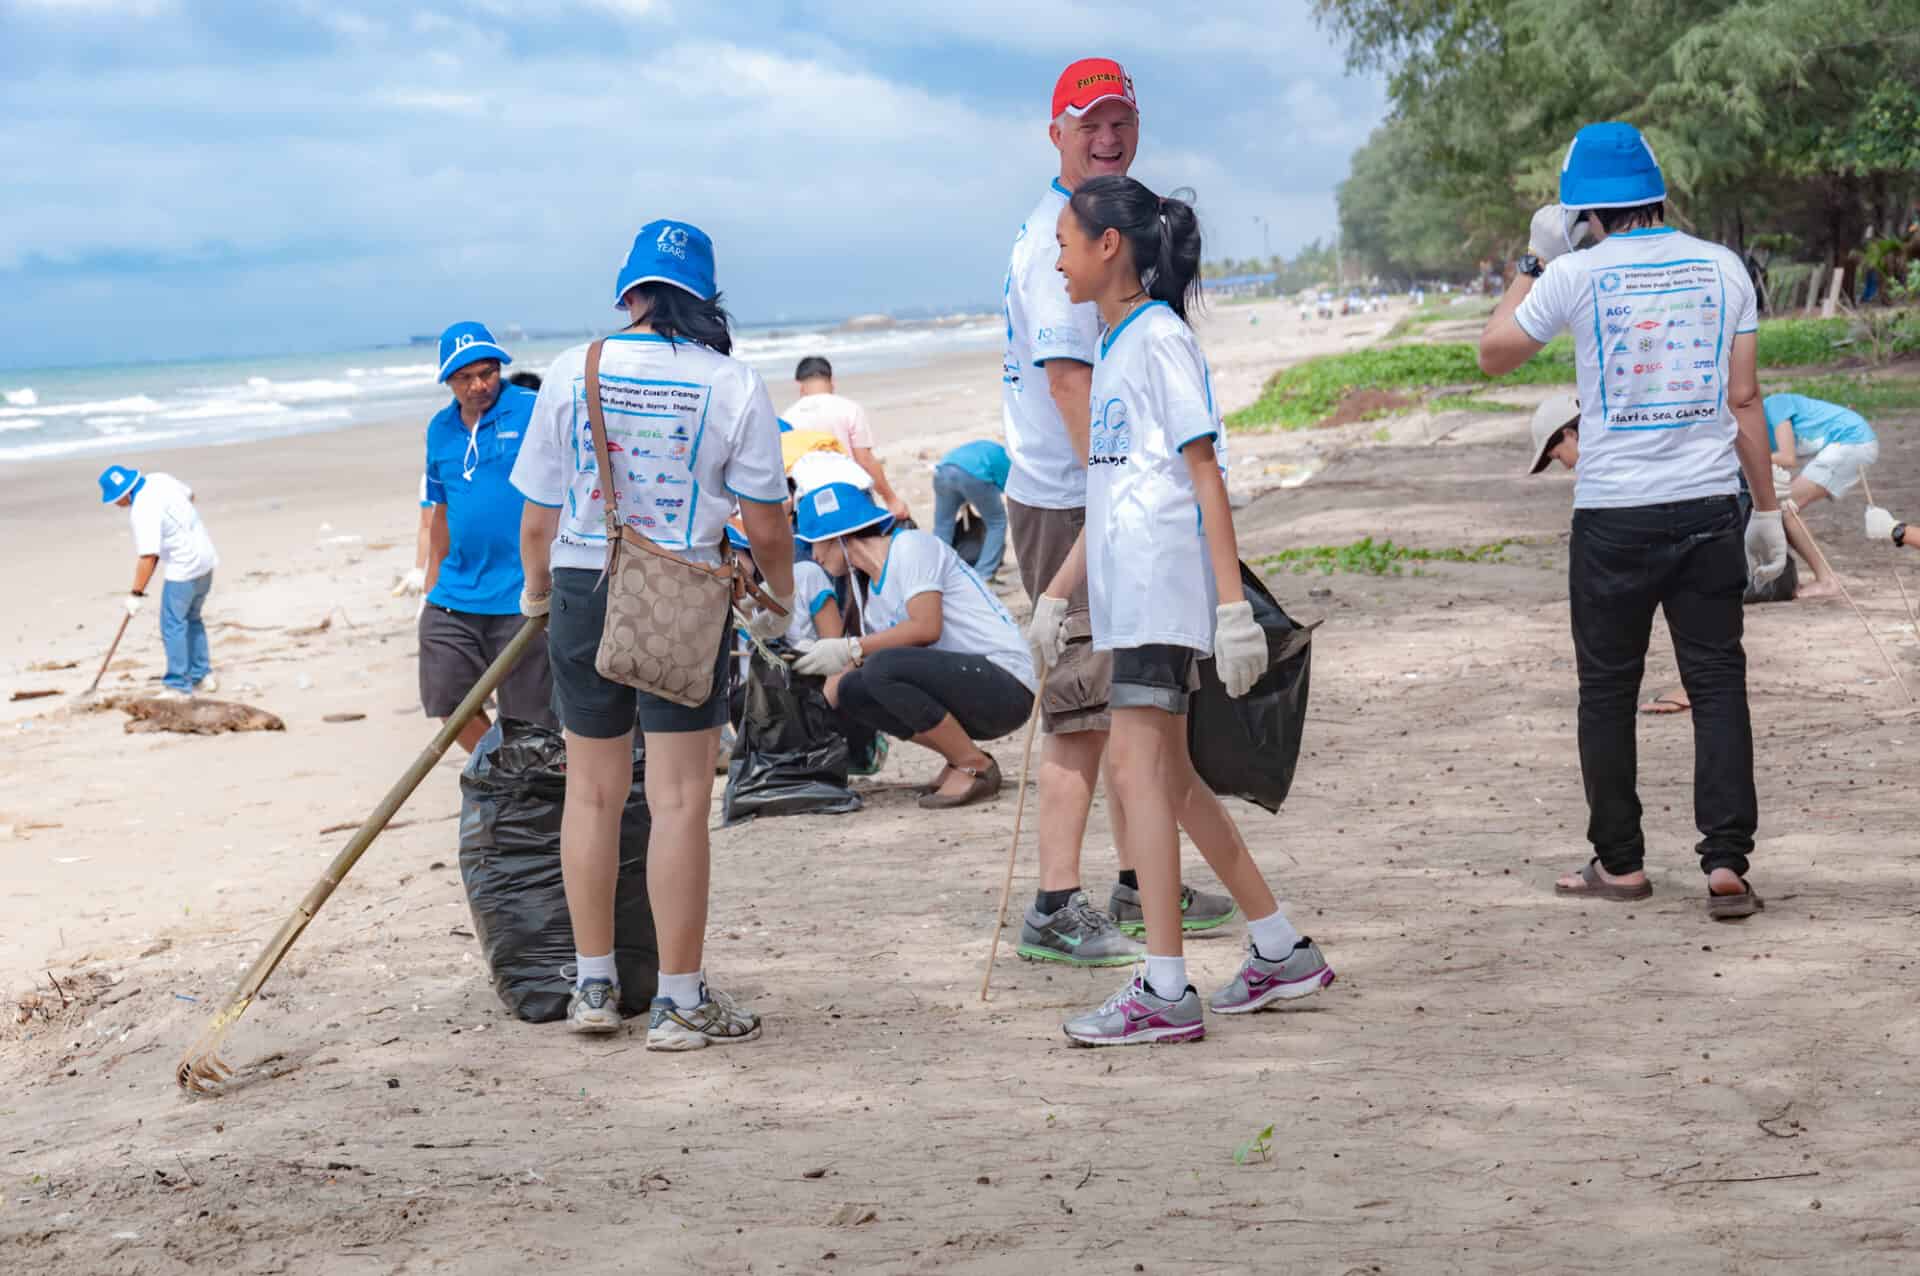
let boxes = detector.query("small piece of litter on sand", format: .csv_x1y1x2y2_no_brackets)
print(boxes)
321,712,367,723
9,689,61,702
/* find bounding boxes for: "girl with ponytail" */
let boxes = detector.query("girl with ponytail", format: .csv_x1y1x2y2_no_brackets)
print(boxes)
1029,175,1333,1046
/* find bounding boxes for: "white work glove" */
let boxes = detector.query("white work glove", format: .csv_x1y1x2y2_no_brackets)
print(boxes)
1771,465,1793,502
1865,505,1897,543
391,566,427,597
1025,595,1070,670
1213,601,1269,699
124,594,144,618
793,636,862,677
1528,205,1579,263
1745,510,1787,587
745,592,794,643
519,587,550,618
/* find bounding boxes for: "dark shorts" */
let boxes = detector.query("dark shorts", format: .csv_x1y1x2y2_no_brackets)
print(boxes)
418,604,556,724
547,567,730,738
1110,644,1200,714
1006,496,1111,735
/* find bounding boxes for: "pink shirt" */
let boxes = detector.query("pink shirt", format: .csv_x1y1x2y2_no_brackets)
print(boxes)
782,391,875,453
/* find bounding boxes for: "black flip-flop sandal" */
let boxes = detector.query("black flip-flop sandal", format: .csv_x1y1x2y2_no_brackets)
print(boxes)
1554,858,1653,901
1639,696,1691,715
1707,880,1764,920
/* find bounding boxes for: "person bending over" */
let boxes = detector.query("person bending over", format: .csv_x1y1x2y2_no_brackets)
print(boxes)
932,439,1011,581
1764,391,1879,600
791,482,1035,811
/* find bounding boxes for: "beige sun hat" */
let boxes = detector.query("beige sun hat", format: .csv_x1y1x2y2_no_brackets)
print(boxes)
1527,392,1581,474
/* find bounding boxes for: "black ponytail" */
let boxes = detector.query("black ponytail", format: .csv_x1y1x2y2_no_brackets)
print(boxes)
1068,176,1204,322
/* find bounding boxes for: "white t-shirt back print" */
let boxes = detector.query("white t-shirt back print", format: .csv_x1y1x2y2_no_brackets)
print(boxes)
511,334,788,572
861,529,1036,691
1514,227,1757,509
1001,180,1100,510
1086,302,1222,655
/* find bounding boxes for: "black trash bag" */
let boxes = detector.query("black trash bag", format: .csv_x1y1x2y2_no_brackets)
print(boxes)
951,506,988,568
722,645,863,825
1189,563,1318,814
458,719,657,1022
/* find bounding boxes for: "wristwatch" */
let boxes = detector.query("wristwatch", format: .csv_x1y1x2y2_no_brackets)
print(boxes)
1517,254,1546,279
1896,522,1909,548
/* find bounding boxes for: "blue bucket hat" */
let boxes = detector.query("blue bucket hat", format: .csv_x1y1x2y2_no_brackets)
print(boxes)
1559,122,1665,211
437,321,512,384
98,464,141,504
615,219,717,308
794,481,893,544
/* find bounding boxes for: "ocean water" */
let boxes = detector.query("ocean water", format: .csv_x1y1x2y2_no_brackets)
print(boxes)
0,317,1000,467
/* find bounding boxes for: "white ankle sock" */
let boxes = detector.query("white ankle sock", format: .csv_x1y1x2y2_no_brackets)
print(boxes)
1144,955,1188,1001
575,952,617,986
657,970,706,1010
1246,909,1302,960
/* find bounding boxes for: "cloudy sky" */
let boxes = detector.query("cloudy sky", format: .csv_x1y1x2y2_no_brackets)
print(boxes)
0,0,1384,368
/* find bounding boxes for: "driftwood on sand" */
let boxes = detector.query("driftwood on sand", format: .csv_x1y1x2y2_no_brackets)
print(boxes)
83,693,287,736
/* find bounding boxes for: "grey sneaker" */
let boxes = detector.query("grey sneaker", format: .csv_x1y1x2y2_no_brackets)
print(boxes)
646,986,762,1051
1063,970,1205,1046
567,978,622,1034
1209,938,1335,1014
1109,881,1239,937
1017,891,1144,966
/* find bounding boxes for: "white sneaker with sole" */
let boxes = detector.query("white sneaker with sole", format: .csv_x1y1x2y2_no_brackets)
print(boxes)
567,978,622,1033
646,986,762,1051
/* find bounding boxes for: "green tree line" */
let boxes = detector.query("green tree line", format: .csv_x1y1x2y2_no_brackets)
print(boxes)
1320,0,1920,285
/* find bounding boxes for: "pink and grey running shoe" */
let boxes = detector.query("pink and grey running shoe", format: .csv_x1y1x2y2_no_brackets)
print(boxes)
1062,970,1205,1047
1209,938,1335,1014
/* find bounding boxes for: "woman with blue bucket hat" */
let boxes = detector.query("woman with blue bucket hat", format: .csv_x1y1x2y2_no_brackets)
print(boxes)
790,482,1036,810
1478,121,1784,920
511,218,797,1046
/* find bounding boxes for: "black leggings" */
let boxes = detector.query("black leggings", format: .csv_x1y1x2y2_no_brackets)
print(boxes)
835,647,1033,742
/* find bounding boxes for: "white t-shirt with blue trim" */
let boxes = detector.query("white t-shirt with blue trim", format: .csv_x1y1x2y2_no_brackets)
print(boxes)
1514,226,1758,510
1086,301,1222,654
786,559,837,647
860,529,1036,691
1001,180,1101,509
511,334,788,571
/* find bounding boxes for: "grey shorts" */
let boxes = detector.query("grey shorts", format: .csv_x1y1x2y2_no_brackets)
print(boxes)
1110,644,1201,714
547,567,729,739
418,604,556,723
1006,496,1111,735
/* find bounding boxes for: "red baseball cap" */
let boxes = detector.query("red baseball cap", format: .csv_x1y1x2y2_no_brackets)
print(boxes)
1052,57,1137,120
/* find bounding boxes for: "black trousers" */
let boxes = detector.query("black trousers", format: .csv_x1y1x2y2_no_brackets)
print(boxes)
1569,496,1756,878
835,647,1033,743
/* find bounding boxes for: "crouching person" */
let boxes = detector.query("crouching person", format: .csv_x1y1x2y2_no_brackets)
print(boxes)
791,482,1035,810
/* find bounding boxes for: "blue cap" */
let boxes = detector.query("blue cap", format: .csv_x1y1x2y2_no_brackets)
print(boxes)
98,464,141,504
793,482,893,544
437,321,513,384
1559,122,1665,210
725,525,751,551
615,219,717,308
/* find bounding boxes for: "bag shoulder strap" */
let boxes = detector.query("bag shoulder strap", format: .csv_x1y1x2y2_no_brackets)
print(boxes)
583,338,621,544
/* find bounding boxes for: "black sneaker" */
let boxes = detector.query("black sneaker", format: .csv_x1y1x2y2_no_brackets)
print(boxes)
1016,891,1143,966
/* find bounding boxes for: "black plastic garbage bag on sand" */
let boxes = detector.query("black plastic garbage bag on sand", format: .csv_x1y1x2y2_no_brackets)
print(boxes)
458,719,657,1022
1189,563,1318,814
723,644,863,825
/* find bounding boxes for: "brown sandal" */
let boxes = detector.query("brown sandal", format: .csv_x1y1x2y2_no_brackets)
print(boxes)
918,755,1002,810
1707,880,1763,920
1554,858,1653,901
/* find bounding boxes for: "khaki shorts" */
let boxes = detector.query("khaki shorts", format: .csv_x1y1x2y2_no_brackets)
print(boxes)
1006,496,1111,735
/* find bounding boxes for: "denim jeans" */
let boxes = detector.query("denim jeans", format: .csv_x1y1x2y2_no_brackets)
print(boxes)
932,463,1007,579
1569,497,1755,878
160,571,214,691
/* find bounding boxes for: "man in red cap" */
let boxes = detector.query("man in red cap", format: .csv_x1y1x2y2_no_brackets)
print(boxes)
1001,58,1237,967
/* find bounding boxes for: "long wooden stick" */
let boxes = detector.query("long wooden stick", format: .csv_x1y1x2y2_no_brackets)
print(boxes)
1857,471,1919,634
176,616,547,1092
86,613,133,695
980,698,1043,1002
1782,505,1913,704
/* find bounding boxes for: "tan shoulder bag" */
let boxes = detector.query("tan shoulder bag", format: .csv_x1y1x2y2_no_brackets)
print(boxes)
584,338,748,708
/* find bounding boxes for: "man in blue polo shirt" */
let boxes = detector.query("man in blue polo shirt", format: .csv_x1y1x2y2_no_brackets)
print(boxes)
421,321,555,750
933,439,1011,580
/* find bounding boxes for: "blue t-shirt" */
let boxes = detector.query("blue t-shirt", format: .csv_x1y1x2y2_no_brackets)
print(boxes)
941,440,1011,490
424,383,537,614
1763,393,1875,453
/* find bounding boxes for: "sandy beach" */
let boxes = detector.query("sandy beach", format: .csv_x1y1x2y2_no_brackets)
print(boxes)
7,298,1920,1273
